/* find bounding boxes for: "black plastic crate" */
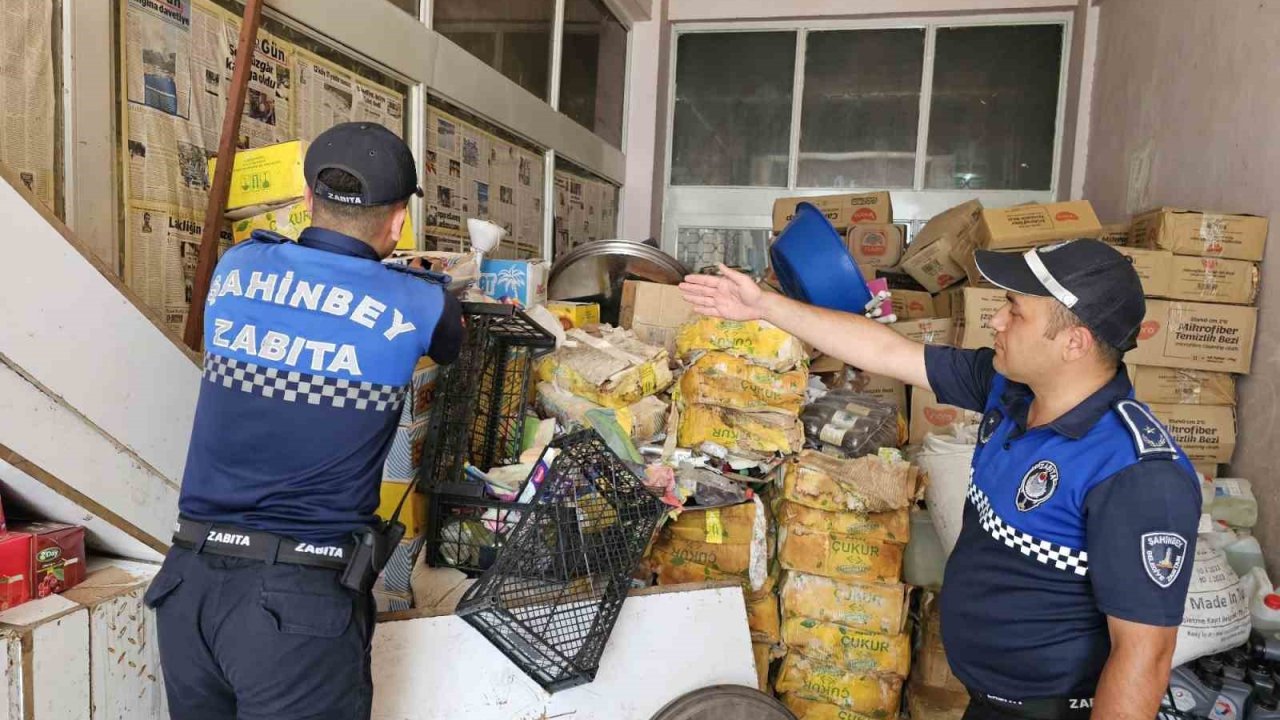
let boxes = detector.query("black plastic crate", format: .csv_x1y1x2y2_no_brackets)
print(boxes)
420,302,555,496
424,492,523,575
455,430,668,693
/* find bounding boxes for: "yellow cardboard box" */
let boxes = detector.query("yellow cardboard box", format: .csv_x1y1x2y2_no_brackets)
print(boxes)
231,198,415,249
376,482,426,538
210,140,308,211
546,301,601,329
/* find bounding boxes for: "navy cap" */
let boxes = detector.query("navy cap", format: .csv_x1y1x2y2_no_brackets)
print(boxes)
304,122,424,206
975,239,1146,352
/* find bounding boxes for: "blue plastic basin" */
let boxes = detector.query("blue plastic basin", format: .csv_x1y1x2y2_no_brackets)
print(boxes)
769,202,872,313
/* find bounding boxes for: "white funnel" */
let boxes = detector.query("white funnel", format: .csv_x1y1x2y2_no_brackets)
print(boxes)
467,218,506,256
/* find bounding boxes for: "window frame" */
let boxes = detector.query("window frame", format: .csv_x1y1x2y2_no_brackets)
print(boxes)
661,11,1073,258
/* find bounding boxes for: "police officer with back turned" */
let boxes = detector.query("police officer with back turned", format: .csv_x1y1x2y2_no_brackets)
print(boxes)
681,239,1200,720
146,122,463,719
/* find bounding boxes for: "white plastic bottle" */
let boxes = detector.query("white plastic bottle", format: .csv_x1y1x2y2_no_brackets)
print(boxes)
1250,567,1280,634
1212,478,1258,529
1226,536,1267,579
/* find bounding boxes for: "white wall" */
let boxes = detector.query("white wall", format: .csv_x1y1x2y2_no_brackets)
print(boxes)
1083,0,1280,569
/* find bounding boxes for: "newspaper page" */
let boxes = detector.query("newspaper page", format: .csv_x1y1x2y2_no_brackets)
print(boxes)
1,0,56,207
424,107,545,258
554,167,618,257
294,49,405,142
126,203,230,332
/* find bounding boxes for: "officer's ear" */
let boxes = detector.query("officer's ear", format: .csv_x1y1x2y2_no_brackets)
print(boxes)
384,202,408,256
303,186,315,215
1063,324,1095,363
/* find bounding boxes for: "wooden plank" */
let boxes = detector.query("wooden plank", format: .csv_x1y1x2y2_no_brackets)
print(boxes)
0,364,178,554
370,586,756,719
184,0,265,350
0,174,200,484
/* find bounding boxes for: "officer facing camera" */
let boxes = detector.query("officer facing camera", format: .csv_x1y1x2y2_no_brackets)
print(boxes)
146,122,463,720
681,239,1200,720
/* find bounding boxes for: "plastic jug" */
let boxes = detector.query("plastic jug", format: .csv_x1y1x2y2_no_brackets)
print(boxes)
904,508,946,590
1250,569,1280,635
1163,662,1224,718
1213,478,1258,529
1229,537,1269,581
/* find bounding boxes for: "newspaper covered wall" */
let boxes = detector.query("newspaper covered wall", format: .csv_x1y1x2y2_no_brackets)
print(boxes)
121,0,406,334
1,0,56,208
424,107,545,259
553,167,619,258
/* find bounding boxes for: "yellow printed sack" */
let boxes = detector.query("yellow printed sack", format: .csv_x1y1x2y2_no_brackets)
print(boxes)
677,351,807,414
775,653,902,717
781,617,910,677
675,317,807,372
677,404,804,456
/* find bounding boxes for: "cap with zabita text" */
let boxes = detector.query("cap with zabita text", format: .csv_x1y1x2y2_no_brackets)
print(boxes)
304,122,424,207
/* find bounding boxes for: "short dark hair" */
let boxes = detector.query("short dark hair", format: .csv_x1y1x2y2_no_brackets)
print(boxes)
310,168,403,241
1044,301,1123,367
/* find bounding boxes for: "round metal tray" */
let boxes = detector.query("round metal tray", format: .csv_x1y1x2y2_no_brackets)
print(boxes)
549,240,689,326
648,685,797,720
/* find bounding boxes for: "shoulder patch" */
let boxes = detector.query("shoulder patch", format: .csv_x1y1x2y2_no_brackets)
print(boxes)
1114,399,1178,460
385,263,450,286
247,229,291,244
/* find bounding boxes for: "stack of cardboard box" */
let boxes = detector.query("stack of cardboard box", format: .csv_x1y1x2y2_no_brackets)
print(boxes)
772,452,917,718
1122,207,1266,476
908,592,969,719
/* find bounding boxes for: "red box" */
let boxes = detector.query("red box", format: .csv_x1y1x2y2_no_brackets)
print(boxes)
9,522,86,598
0,532,34,610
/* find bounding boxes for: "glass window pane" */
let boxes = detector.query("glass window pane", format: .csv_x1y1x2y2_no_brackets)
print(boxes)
678,228,770,275
926,24,1063,190
435,0,555,101
671,32,796,187
560,0,627,147
798,29,924,189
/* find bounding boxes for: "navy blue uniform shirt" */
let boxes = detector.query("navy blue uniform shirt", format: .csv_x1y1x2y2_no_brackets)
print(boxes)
179,227,462,544
926,346,1200,700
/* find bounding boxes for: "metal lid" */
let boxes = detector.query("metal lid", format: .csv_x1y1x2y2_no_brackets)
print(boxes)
549,241,689,326
648,685,796,720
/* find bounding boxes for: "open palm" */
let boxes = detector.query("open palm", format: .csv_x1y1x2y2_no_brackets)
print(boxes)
678,265,765,321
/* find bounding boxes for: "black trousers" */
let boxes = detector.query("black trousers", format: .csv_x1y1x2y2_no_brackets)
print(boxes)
145,545,376,720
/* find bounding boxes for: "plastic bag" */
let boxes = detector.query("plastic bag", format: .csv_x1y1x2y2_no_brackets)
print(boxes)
801,390,898,458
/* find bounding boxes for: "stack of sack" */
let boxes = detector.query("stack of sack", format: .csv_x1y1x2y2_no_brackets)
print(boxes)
672,317,808,459
773,451,919,718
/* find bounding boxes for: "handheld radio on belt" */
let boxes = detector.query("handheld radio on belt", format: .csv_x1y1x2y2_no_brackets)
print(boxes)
339,476,414,593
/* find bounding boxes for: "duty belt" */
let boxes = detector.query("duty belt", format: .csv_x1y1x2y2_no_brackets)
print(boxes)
967,690,1094,720
172,517,353,571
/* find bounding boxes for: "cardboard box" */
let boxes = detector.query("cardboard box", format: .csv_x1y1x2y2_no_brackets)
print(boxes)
377,482,428,538
1130,366,1236,406
900,201,983,293
231,198,416,249
1098,223,1130,246
210,140,308,211
1130,207,1268,261
890,289,936,320
619,280,697,354
1126,300,1258,374
1166,255,1260,305
974,200,1102,250
478,258,549,308
0,532,32,611
847,224,906,280
1115,247,1174,296
772,191,893,232
8,523,86,598
546,301,600,329
910,388,981,445
849,370,907,415
950,287,1007,350
888,318,954,346
1147,404,1237,463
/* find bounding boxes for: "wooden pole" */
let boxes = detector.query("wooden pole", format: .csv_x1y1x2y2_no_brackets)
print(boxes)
183,0,265,351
